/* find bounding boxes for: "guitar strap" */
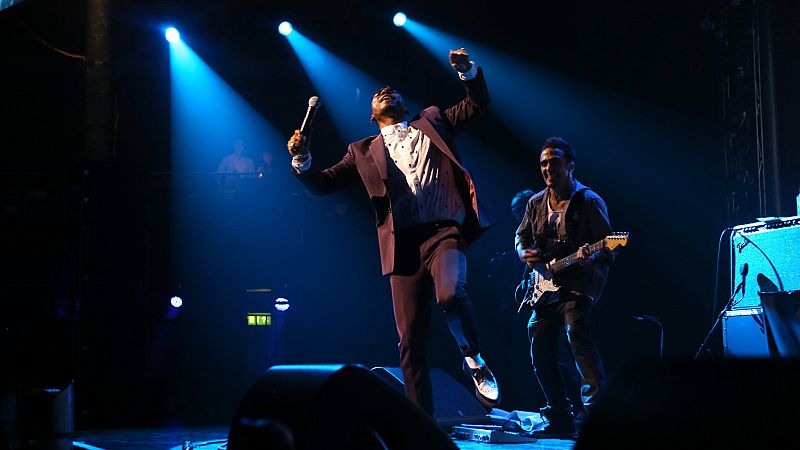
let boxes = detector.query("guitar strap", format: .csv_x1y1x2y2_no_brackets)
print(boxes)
534,186,588,248
517,188,590,310
564,187,588,251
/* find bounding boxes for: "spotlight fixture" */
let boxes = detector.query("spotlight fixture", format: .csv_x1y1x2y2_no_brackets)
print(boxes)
170,296,183,308
275,297,290,312
393,12,407,27
165,27,180,43
278,21,293,36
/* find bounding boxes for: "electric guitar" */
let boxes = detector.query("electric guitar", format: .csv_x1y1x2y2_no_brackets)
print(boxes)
516,232,630,311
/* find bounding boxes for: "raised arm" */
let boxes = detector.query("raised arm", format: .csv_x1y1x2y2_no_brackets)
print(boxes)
444,48,490,131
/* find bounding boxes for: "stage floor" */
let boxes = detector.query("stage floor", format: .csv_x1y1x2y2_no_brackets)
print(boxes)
70,426,577,449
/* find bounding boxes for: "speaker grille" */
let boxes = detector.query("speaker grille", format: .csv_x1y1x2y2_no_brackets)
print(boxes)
730,217,800,309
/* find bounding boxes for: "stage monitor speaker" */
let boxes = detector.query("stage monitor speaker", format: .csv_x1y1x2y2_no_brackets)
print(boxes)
723,307,769,357
575,358,800,450
371,367,491,427
228,364,457,450
730,217,800,309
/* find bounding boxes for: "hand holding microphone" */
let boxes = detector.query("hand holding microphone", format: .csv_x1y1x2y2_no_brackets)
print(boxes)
287,129,307,157
287,96,321,158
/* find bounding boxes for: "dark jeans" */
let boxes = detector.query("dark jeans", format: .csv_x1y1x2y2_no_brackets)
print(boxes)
527,291,605,414
390,223,481,415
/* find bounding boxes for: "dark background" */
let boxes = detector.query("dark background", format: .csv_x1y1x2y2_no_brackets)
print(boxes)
1,0,798,429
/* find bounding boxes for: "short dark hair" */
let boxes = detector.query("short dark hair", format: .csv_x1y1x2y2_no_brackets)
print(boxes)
511,189,535,206
373,85,396,97
510,189,534,222
541,136,576,163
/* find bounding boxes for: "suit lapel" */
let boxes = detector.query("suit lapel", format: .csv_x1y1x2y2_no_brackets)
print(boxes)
368,135,388,181
411,118,471,177
366,118,472,184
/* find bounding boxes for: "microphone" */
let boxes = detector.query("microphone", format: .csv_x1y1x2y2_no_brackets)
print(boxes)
732,262,748,296
739,262,748,295
300,96,321,134
291,96,321,153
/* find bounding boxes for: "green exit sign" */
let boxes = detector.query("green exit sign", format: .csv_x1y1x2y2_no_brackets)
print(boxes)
246,312,272,326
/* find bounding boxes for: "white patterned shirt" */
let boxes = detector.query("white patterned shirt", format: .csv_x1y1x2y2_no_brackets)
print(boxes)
381,121,465,228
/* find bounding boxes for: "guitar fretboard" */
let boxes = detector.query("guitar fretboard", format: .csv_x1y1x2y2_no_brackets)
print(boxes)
550,240,605,273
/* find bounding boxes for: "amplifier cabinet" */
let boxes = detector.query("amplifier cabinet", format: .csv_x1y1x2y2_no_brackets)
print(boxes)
730,216,800,309
723,308,769,357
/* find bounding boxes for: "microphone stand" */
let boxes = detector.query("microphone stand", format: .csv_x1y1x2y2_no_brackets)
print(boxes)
657,319,664,358
634,315,664,358
694,280,744,359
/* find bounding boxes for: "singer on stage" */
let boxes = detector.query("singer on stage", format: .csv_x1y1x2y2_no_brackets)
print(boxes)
285,48,500,415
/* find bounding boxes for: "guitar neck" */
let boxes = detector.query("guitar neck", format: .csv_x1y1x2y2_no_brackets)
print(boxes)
550,240,604,273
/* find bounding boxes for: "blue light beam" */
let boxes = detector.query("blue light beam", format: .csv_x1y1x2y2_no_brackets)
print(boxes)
283,28,388,143
401,18,614,140
169,38,284,173
401,17,688,199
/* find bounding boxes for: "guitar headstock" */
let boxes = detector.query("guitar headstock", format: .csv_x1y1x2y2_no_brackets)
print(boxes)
603,232,630,251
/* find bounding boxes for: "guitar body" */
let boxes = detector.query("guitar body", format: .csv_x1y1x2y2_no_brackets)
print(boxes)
532,263,561,304
515,232,630,312
522,263,560,308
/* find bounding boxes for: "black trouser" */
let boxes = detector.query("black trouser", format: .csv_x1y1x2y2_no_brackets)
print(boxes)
389,223,481,415
527,292,605,414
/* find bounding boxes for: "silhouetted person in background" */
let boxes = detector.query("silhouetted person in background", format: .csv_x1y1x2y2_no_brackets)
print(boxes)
216,138,255,195
511,189,535,225
257,149,275,177
217,138,255,174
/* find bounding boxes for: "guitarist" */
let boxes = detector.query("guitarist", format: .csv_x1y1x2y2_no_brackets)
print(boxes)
515,136,615,439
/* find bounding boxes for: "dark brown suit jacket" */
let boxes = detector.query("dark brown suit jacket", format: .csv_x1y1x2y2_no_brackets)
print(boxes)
296,68,494,275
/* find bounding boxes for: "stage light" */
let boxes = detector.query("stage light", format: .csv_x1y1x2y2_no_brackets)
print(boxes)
393,12,407,27
165,27,180,43
283,29,387,142
170,296,183,308
278,21,293,36
275,297,290,312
